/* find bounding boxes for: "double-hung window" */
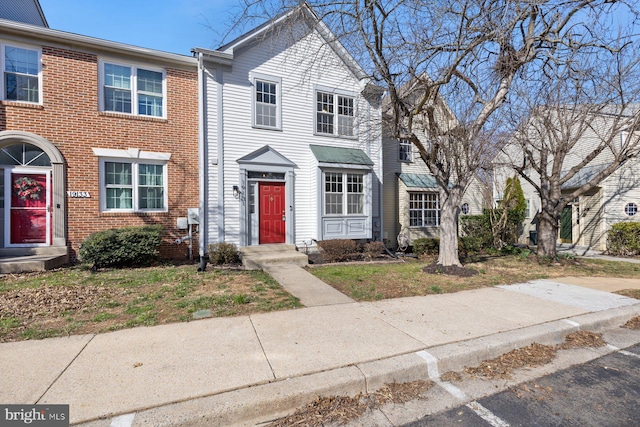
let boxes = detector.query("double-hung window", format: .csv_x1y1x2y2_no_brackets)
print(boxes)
252,75,281,129
409,192,440,226
101,61,165,117
324,171,365,215
316,90,355,137
2,44,41,103
100,158,167,212
399,139,412,162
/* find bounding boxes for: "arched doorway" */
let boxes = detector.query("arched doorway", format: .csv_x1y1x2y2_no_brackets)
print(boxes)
0,131,66,249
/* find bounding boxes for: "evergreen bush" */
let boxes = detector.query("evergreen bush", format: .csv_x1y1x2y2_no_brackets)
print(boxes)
607,222,640,256
79,225,163,269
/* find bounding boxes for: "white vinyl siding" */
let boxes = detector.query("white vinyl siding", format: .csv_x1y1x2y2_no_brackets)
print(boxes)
202,19,381,246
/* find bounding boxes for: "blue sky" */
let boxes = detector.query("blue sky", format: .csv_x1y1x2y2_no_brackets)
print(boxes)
38,0,243,55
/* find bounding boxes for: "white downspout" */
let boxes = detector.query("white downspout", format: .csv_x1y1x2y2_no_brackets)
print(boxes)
197,52,208,269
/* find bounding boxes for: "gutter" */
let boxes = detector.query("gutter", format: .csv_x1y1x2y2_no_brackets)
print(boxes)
0,18,196,67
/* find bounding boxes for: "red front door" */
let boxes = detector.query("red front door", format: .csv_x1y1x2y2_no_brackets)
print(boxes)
259,182,286,244
10,172,49,245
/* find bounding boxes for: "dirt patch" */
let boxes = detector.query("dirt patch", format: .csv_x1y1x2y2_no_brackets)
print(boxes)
465,343,558,380
421,262,478,277
512,382,559,401
622,316,640,330
267,381,431,426
559,331,606,349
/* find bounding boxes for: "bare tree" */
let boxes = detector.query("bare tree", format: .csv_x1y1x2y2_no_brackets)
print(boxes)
230,0,638,266
498,40,640,258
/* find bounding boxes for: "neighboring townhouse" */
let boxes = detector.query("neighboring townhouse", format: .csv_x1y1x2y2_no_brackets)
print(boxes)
494,107,640,251
0,16,199,264
193,5,383,256
380,86,486,249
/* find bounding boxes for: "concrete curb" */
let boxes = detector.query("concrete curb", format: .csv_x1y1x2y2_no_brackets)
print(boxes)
75,304,640,427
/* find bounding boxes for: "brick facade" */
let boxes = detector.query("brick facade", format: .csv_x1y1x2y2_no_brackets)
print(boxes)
0,44,199,260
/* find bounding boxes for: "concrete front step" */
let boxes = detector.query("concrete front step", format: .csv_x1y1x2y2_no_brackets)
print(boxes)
0,254,68,274
240,245,308,270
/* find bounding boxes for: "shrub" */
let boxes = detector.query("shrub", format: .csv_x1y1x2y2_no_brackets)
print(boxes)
317,239,358,262
208,242,241,265
607,222,640,256
79,225,163,269
459,236,485,256
363,241,386,259
413,238,440,256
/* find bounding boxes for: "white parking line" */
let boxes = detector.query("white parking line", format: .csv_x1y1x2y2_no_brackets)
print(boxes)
416,350,468,400
466,401,511,427
110,413,135,427
619,350,640,360
563,319,580,327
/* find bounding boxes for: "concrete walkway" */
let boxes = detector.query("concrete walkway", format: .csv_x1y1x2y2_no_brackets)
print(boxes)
1,276,639,426
262,264,354,306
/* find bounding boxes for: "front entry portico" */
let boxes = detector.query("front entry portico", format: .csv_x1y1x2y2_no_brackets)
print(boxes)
237,146,296,247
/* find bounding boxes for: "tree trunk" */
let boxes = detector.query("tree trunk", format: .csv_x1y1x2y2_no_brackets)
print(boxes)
438,187,463,267
537,208,559,259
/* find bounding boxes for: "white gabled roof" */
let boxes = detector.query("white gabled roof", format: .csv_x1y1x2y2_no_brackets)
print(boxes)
214,2,372,84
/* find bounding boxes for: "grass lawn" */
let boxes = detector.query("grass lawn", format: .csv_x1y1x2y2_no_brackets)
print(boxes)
310,254,640,301
0,264,301,342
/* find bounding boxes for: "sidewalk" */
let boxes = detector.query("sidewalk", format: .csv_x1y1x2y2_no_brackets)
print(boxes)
1,272,639,426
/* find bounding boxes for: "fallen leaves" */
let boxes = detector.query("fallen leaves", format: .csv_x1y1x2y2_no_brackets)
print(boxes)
465,343,558,380
560,331,606,349
622,316,640,330
267,381,432,426
465,331,607,380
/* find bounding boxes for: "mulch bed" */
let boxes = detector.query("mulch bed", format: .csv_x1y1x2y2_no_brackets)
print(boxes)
421,262,478,277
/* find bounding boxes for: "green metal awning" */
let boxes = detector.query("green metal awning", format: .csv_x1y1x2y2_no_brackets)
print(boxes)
398,173,438,189
310,145,374,166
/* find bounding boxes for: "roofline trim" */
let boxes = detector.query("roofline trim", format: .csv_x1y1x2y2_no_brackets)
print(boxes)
0,19,197,67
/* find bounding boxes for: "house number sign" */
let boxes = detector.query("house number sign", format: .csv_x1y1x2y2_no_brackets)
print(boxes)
67,191,91,198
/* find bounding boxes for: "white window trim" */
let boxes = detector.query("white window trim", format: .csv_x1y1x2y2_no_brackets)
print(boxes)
250,72,282,130
624,202,638,217
525,198,531,218
98,58,167,118
461,202,470,215
322,169,367,217
408,192,440,227
0,42,43,104
96,148,169,213
398,139,413,162
313,85,357,139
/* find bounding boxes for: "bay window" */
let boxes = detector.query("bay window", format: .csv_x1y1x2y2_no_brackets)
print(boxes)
324,171,364,215
409,192,439,226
